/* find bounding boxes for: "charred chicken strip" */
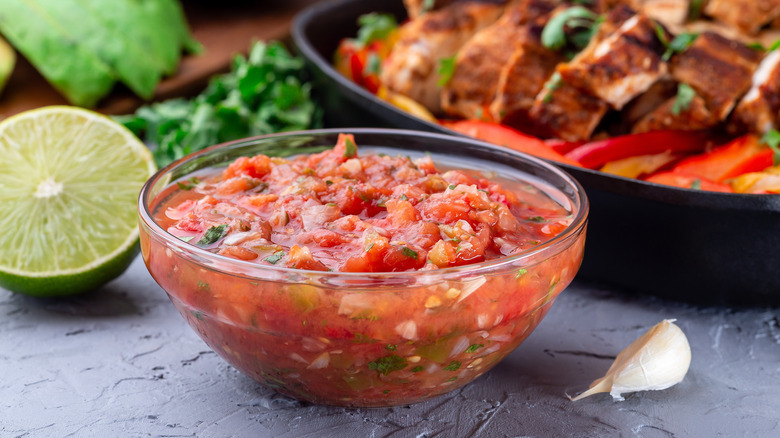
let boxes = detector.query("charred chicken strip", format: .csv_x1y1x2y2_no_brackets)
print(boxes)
632,94,717,133
557,5,668,110
704,0,780,36
626,0,689,29
731,50,780,133
381,1,507,113
670,31,762,121
489,21,564,127
526,79,609,141
441,0,559,119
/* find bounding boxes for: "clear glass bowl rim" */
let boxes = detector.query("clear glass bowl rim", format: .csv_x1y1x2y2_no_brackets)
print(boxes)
138,128,589,283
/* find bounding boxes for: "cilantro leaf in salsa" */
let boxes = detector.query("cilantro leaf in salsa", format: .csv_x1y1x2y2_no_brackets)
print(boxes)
368,355,408,376
196,225,227,246
344,137,358,158
264,251,286,264
117,41,322,168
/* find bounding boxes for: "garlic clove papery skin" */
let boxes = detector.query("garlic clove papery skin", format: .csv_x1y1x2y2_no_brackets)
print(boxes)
570,319,691,401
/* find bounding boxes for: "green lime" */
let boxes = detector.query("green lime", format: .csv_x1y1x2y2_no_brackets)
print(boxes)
0,106,156,297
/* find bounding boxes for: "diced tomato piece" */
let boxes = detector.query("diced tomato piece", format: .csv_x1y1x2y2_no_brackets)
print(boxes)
223,155,272,179
385,198,419,227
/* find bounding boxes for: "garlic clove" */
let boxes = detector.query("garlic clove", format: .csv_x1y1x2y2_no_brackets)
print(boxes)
570,319,691,401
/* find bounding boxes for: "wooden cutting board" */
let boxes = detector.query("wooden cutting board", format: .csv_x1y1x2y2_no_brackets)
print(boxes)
0,0,321,117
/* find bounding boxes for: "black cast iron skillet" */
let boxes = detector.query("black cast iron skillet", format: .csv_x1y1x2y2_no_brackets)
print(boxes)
292,0,780,306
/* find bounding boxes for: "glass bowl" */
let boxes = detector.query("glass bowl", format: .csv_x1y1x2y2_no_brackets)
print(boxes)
138,129,588,407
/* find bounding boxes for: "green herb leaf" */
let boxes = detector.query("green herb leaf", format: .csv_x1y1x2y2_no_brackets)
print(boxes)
196,224,227,246
119,41,321,168
385,344,397,351
543,72,563,103
760,129,780,165
355,13,398,47
465,344,483,353
541,6,600,51
402,247,418,259
364,52,381,76
660,31,699,61
264,251,286,264
412,366,424,372
689,0,704,20
344,137,358,158
368,355,408,375
671,83,696,115
444,361,461,371
421,0,435,14
526,216,547,223
176,177,201,190
515,268,528,279
690,179,702,190
400,193,408,201
437,56,456,87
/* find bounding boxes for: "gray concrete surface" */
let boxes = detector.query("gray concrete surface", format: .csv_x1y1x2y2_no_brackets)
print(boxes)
1,257,778,437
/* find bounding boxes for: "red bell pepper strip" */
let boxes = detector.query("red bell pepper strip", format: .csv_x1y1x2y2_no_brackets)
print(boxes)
442,120,582,167
670,134,773,183
545,138,584,155
564,130,710,170
644,172,733,192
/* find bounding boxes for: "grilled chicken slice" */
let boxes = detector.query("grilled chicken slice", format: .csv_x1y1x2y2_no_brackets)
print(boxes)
526,80,609,141
731,50,780,133
404,0,456,19
557,5,668,110
441,0,559,119
489,22,564,126
627,0,689,29
670,31,762,121
632,94,718,133
704,0,780,36
381,1,507,113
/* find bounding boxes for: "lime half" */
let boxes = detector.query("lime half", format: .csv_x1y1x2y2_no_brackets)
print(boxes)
0,106,156,297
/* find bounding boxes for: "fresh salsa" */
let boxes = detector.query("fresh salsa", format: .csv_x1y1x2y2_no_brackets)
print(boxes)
142,134,586,406
154,134,573,272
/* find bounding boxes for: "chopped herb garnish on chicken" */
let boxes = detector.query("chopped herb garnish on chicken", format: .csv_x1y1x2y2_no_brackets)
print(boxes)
354,13,398,48
655,24,698,61
671,83,696,115
541,7,601,51
437,56,456,87
760,129,780,165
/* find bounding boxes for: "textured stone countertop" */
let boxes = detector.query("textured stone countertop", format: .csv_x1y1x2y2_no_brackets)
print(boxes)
1,257,778,437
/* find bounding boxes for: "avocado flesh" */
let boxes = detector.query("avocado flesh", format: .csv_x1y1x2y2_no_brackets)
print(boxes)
0,35,15,95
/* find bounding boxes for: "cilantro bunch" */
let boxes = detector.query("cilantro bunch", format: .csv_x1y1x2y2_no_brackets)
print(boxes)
119,41,322,167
